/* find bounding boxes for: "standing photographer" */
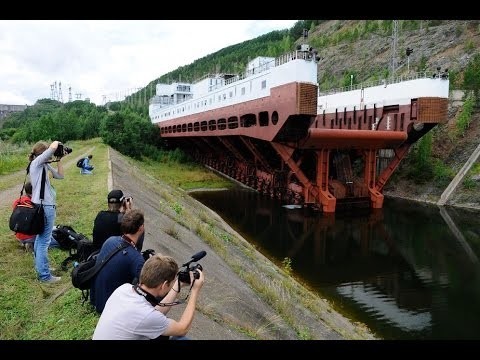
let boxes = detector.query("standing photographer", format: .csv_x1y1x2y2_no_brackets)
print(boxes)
29,140,69,283
92,254,204,340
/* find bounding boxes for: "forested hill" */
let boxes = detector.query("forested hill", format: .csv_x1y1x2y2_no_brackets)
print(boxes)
135,20,479,102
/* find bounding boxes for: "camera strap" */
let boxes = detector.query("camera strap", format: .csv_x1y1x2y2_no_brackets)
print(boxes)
133,284,185,307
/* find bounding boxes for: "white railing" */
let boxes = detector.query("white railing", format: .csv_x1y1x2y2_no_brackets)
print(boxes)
318,71,446,96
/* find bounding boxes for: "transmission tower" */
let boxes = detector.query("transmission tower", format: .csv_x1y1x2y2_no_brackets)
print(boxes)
50,84,55,100
391,20,398,79
68,86,72,102
58,82,63,103
75,93,82,100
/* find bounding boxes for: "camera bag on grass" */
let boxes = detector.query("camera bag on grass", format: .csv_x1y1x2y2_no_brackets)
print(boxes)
9,163,46,235
54,225,97,271
72,242,129,303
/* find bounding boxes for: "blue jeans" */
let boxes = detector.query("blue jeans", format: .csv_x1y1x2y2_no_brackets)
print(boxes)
34,205,56,281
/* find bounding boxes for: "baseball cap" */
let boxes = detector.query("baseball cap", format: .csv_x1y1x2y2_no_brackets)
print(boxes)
108,189,124,203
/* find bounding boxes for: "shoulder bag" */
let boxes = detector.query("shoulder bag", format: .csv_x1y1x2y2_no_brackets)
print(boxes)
9,163,46,235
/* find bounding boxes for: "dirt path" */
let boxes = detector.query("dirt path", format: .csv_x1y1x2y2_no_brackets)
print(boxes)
107,148,375,340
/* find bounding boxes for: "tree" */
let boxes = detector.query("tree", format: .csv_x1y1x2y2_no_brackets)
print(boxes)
463,53,480,105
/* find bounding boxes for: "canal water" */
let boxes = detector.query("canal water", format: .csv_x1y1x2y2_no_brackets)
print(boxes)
191,187,480,340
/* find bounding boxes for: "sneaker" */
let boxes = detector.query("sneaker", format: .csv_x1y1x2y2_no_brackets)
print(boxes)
49,267,56,272
41,276,61,284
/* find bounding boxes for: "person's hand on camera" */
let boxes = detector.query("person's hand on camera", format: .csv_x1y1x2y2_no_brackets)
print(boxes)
120,197,132,212
124,197,132,211
190,269,204,291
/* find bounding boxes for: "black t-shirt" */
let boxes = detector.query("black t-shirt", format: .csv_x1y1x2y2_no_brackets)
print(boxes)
92,211,123,249
92,210,145,251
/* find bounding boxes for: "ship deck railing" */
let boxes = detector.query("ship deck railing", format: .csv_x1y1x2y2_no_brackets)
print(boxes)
151,49,317,104
318,71,446,96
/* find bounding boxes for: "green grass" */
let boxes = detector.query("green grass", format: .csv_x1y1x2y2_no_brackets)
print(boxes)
0,138,236,340
0,138,110,339
1,138,374,340
139,157,233,190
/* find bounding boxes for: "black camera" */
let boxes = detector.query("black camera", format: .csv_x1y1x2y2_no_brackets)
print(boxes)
53,143,73,158
142,248,156,262
177,250,206,284
120,196,132,204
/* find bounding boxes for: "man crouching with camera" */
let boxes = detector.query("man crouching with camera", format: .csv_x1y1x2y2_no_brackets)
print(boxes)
92,254,204,340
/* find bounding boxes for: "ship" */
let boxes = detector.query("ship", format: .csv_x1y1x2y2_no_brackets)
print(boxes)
149,41,449,213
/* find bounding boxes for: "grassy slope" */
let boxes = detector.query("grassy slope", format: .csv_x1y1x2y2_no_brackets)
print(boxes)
0,138,233,339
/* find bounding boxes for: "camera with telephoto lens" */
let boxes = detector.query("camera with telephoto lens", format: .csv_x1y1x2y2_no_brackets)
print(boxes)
53,143,73,158
177,250,206,284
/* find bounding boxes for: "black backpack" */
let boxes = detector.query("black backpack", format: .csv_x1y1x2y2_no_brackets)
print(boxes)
76,158,84,168
52,225,84,250
71,242,129,303
52,225,97,271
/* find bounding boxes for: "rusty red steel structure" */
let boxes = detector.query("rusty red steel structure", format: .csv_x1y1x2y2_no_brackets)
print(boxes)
149,43,449,213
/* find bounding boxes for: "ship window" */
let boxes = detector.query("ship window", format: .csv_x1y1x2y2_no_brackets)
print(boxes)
223,94,226,100
229,91,233,98
241,87,245,95
208,120,216,130
271,111,279,125
261,80,266,89
218,118,226,130
187,123,193,132
259,112,268,126
201,121,208,131
228,116,238,129
242,114,257,127
194,122,200,131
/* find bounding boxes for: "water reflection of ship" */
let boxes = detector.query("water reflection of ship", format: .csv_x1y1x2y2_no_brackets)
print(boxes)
254,199,436,332
192,188,480,337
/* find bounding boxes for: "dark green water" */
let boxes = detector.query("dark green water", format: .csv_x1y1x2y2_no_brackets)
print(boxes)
191,188,480,340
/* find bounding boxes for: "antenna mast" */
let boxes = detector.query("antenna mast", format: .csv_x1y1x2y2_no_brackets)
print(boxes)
58,82,63,103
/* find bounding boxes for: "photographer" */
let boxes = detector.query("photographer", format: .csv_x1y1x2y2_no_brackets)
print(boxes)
80,154,94,175
90,209,146,314
93,254,205,340
92,189,144,251
29,140,69,283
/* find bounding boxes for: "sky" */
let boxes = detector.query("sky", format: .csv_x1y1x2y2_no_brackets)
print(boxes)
0,20,298,106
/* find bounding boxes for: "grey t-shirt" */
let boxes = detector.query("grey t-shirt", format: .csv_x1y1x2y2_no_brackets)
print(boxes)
30,147,64,205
